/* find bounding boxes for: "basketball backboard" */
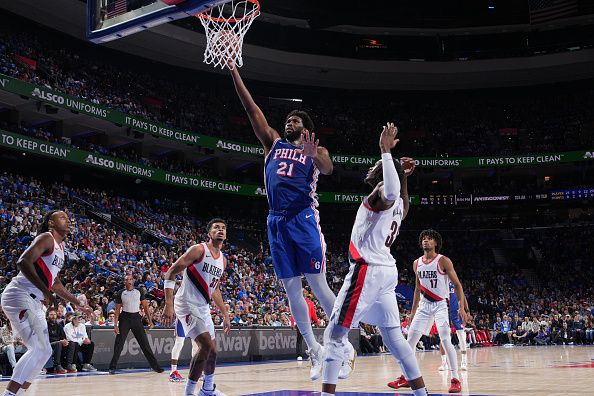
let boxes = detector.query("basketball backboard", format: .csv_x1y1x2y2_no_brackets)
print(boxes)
87,0,230,43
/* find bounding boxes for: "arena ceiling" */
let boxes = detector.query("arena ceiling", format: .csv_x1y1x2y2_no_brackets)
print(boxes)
263,0,530,29
2,0,594,90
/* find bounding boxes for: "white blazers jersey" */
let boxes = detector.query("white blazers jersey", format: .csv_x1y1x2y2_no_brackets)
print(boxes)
11,232,65,299
415,254,449,302
349,197,404,266
175,243,225,308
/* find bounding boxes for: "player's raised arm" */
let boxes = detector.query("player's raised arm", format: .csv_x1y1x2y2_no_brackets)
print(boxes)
162,244,205,326
400,157,416,219
229,66,280,153
380,122,401,203
439,256,469,323
368,122,401,211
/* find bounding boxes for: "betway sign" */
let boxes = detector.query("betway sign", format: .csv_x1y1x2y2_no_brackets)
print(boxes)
90,327,359,369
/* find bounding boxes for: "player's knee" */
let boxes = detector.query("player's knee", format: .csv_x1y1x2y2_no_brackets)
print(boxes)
200,342,213,355
195,335,213,355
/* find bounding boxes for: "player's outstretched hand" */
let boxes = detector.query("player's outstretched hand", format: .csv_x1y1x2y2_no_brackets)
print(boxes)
296,129,319,157
78,303,94,317
42,290,56,307
227,59,236,71
379,122,399,153
162,304,175,327
400,157,416,177
458,307,470,324
223,316,231,334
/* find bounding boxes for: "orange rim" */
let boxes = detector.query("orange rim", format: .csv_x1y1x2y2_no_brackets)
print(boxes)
196,0,260,23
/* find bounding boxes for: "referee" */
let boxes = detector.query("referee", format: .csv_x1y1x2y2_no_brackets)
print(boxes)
109,275,163,374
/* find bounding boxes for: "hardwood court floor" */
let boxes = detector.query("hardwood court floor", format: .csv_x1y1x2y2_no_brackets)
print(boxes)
5,345,594,396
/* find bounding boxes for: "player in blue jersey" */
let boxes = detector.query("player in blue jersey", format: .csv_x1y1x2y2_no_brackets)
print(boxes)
438,281,470,372
229,65,355,381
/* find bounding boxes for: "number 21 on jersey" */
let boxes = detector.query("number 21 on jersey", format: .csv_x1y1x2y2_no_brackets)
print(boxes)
277,162,294,177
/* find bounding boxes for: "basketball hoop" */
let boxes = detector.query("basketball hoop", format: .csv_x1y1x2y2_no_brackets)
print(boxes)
196,0,260,70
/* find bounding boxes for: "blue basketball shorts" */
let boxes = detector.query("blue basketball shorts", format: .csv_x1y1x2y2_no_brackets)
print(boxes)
449,298,464,330
267,206,326,279
175,318,186,338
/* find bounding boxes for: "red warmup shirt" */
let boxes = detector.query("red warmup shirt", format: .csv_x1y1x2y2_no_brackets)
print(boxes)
290,298,320,327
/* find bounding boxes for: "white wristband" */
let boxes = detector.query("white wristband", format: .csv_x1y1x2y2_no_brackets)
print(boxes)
164,280,175,289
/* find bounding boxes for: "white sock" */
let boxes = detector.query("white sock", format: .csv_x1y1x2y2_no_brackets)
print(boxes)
171,364,177,372
412,387,428,396
441,354,447,363
461,353,467,363
203,374,214,391
3,391,17,396
451,369,459,380
185,379,198,395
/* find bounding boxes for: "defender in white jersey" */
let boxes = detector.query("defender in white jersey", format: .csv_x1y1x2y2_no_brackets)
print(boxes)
1,210,92,396
321,123,429,396
389,229,469,393
163,218,231,396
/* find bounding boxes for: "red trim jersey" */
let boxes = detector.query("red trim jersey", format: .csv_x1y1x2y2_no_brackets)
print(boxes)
175,243,225,309
415,254,449,302
12,232,65,299
348,197,404,266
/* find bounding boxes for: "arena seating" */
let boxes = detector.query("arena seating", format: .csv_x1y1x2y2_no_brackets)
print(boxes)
1,171,592,348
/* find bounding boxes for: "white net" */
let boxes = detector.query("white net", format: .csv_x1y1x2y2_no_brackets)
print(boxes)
197,0,260,70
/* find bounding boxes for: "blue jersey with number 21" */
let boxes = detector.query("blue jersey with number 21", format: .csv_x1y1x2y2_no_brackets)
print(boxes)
264,138,319,212
264,138,326,279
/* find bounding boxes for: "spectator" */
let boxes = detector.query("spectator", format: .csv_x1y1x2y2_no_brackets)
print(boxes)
0,323,26,373
534,326,550,345
64,314,97,372
511,327,528,345
464,316,478,346
106,310,116,326
359,324,376,354
573,314,584,344
492,317,505,345
46,308,68,374
552,322,574,345
366,325,386,353
501,315,513,344
585,315,594,345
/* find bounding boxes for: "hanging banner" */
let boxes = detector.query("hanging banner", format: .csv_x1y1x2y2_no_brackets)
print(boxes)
0,73,261,152
1,74,592,169
0,130,362,204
